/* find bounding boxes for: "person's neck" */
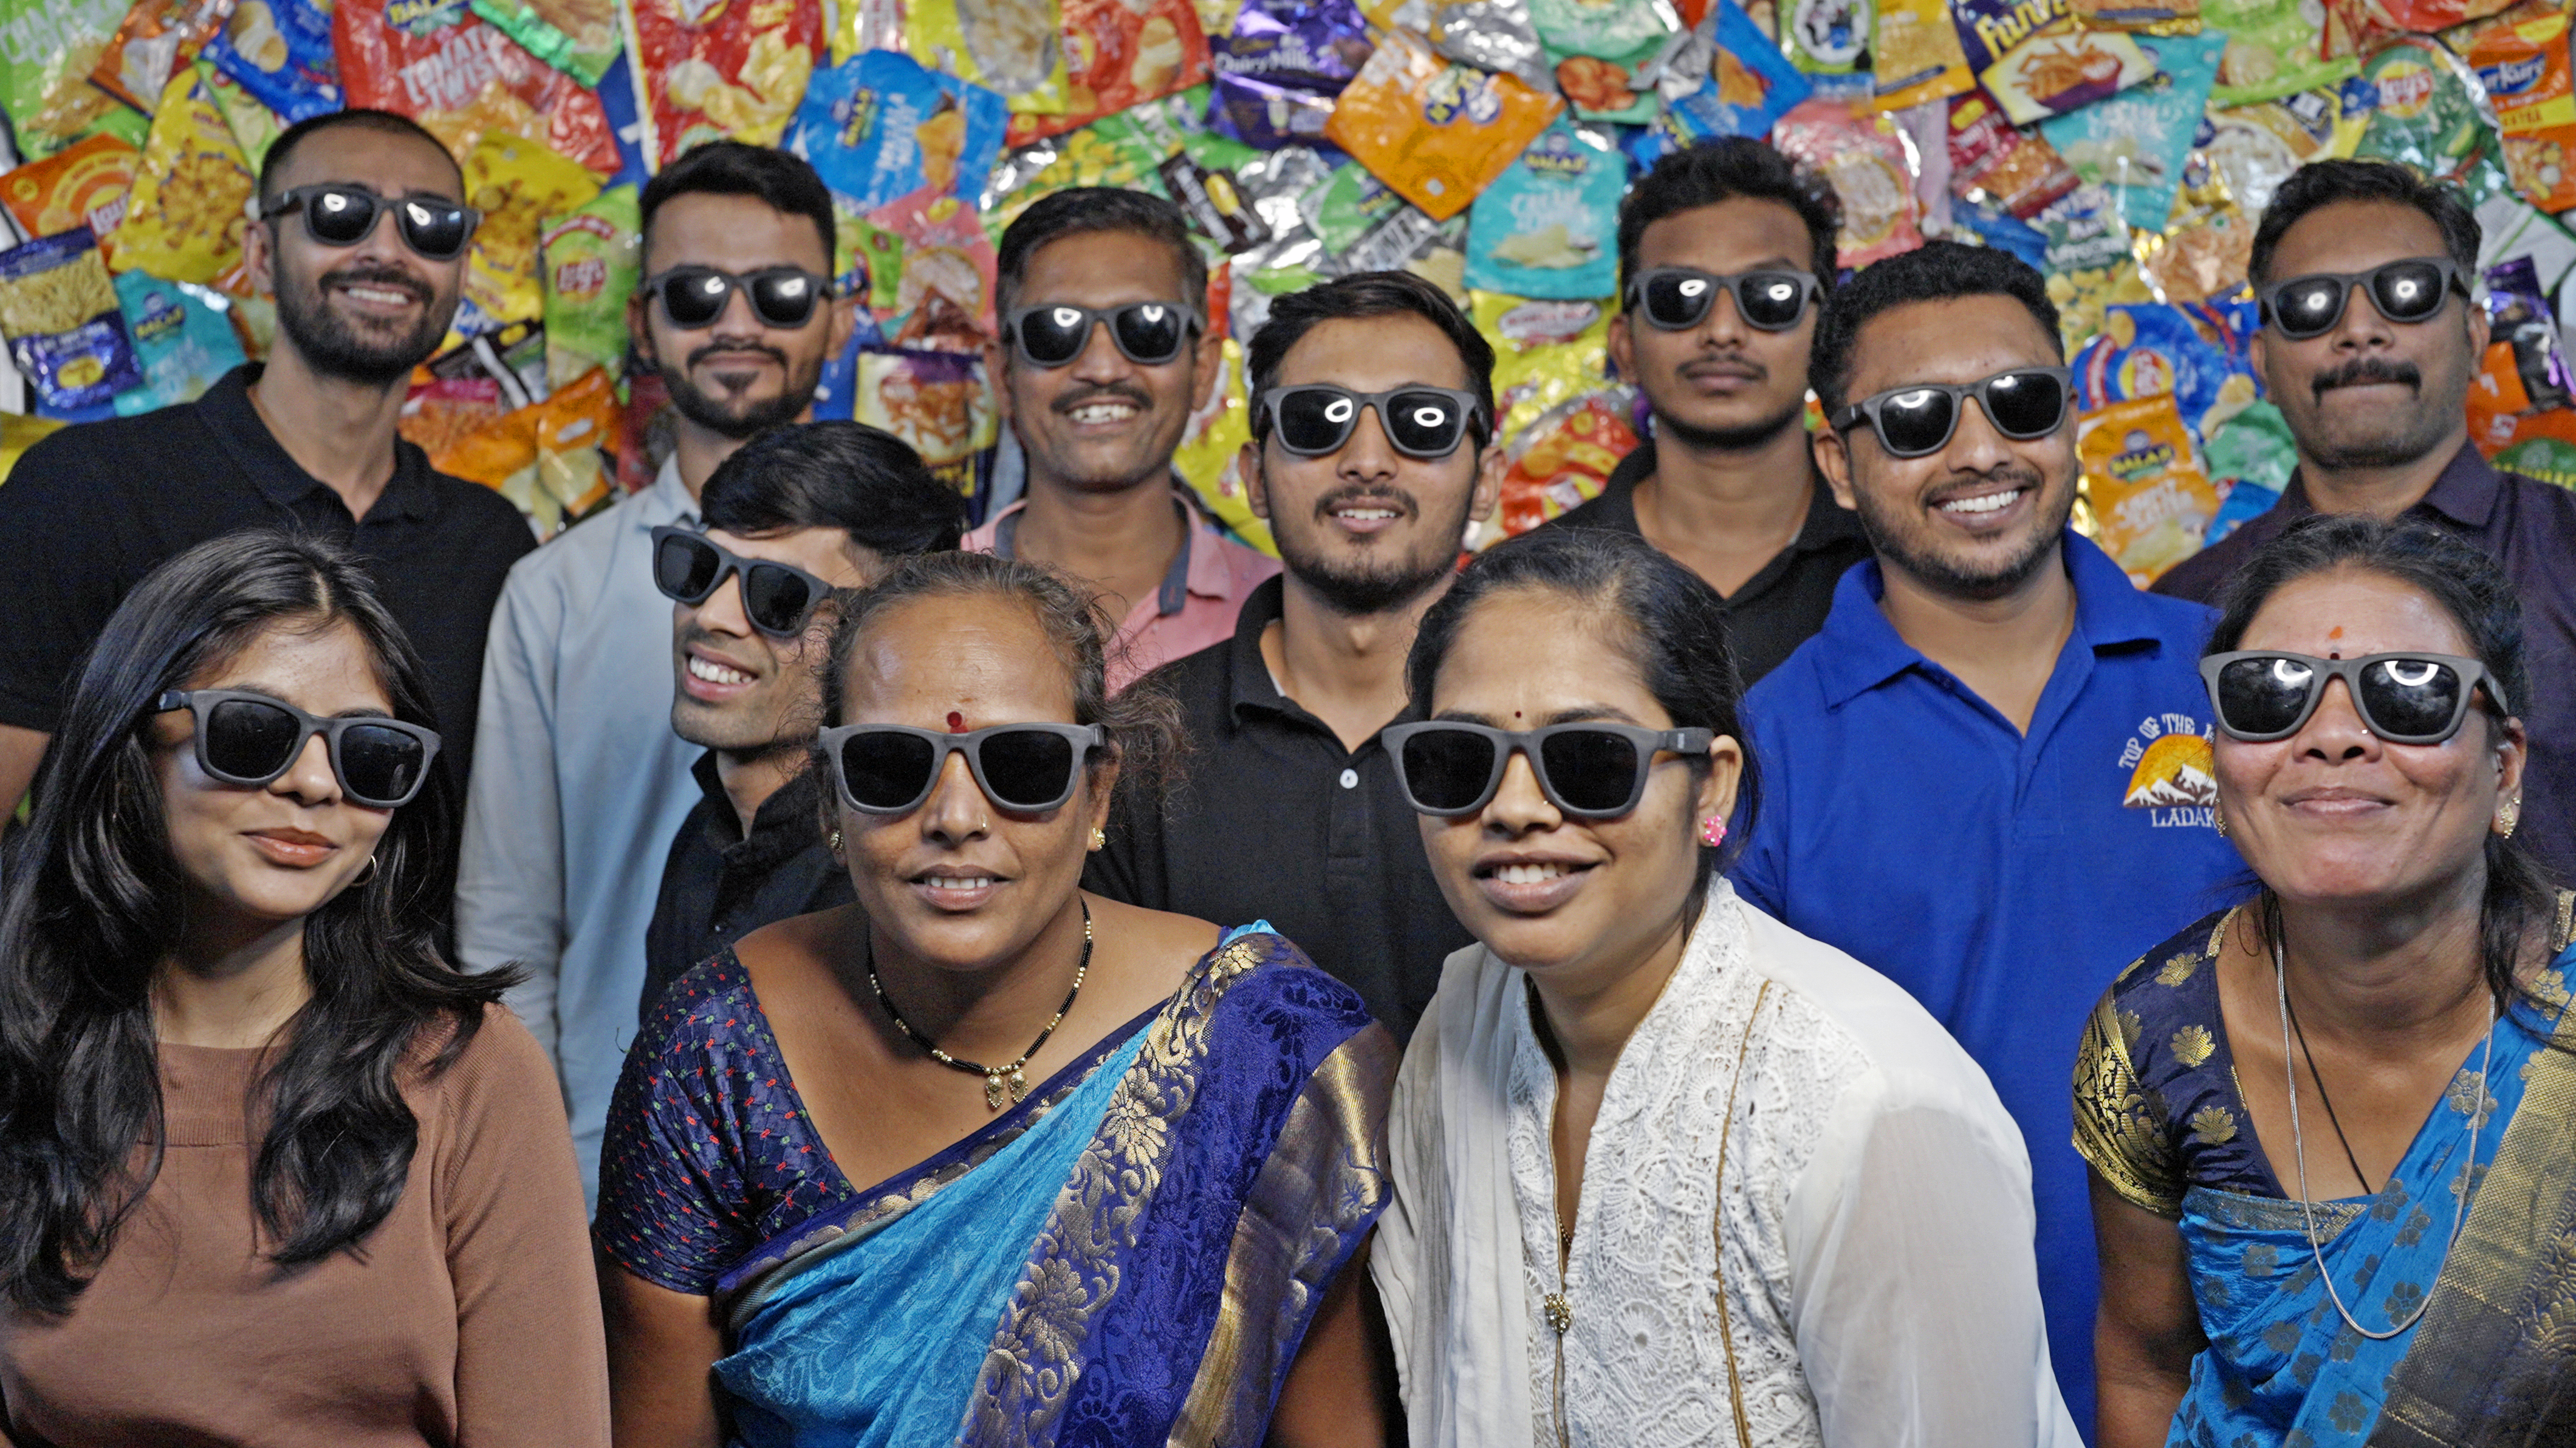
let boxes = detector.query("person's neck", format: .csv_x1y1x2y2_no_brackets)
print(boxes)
2295,429,2465,520
1630,418,1816,595
859,891,1093,1062
1263,571,1449,751
154,901,313,1049
715,742,806,839
1525,903,1695,1082
245,346,408,522
1875,538,2077,734
2270,869,2495,1053
1013,467,1182,574
671,412,785,503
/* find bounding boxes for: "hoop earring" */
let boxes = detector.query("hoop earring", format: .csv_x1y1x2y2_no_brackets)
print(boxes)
351,853,378,884
1699,816,1727,847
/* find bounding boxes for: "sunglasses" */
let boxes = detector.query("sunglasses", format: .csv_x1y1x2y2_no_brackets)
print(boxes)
156,689,440,809
1624,267,1823,332
1381,722,1714,820
821,722,1107,816
2258,258,2469,341
641,265,834,330
1002,301,1202,367
1833,366,2074,459
2201,651,2507,746
1255,384,1490,460
256,184,481,263
650,527,835,640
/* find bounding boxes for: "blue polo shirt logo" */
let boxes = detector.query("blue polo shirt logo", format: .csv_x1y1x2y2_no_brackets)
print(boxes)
2119,713,2218,827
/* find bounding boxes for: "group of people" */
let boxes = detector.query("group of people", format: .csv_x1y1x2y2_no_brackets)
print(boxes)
0,99,2569,1448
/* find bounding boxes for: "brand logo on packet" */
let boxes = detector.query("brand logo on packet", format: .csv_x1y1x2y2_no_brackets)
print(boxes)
2376,61,2437,118
2117,715,2218,825
132,290,182,346
1421,69,1500,126
2108,428,2176,479
553,256,608,299
386,0,469,38
1521,133,1589,177
2480,55,2548,97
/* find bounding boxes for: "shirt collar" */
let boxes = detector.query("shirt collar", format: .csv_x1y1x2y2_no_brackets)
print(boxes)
1224,573,1290,719
1810,530,2163,709
2279,441,2500,530
688,748,829,858
642,451,699,528
199,362,440,522
1605,439,1861,554
990,483,1238,618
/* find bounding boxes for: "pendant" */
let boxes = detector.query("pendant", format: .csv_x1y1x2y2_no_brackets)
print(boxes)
1543,1293,1572,1335
984,1071,1008,1110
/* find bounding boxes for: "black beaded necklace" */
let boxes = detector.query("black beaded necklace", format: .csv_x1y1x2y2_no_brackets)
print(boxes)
868,900,1092,1110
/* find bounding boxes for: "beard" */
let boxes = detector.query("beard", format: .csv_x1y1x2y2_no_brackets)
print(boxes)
1849,462,2074,602
1653,392,1808,453
664,341,824,440
1273,482,1475,616
274,260,453,386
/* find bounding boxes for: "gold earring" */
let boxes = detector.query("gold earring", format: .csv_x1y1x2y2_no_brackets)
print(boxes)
351,853,378,884
827,828,843,856
1089,827,1106,851
2212,802,2228,837
2499,796,2523,838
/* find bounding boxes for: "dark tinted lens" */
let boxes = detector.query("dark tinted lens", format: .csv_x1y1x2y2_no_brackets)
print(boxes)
1400,730,1498,812
747,270,822,327
1643,272,1716,328
303,187,378,245
739,564,817,635
2358,658,2462,738
203,698,303,781
1275,388,1358,453
1736,273,1809,329
337,723,427,804
1982,371,2067,438
1383,391,1467,456
1539,729,1642,814
654,533,722,601
396,199,471,259
2218,656,2317,736
1018,306,1092,364
1874,387,1957,456
1111,303,1187,363
660,269,732,328
841,731,939,810
2369,261,2449,321
2272,277,2346,336
977,729,1078,808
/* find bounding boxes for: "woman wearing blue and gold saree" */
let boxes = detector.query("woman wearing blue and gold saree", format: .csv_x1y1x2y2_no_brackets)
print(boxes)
2081,516,2576,1448
592,552,1399,1448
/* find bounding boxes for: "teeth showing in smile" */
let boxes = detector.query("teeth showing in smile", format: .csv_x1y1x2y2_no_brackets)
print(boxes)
1335,506,1400,521
342,285,414,306
1068,401,1139,424
925,874,997,890
1939,489,2023,516
1494,862,1570,884
688,655,753,686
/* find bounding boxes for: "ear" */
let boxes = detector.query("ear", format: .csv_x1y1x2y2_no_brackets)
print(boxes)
1696,733,1745,828
1241,438,1270,520
826,290,860,358
1193,310,1226,409
241,215,276,300
2247,327,2267,383
1470,434,1505,523
1814,426,1857,510
2495,712,2529,803
1607,309,1636,382
984,335,1015,426
2467,294,2492,357
628,290,658,369
1085,750,1123,836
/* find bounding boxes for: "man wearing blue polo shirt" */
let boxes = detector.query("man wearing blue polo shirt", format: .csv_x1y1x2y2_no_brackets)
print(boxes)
1733,242,2243,1438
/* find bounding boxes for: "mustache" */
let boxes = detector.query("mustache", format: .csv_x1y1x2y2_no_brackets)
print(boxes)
688,341,790,371
320,264,431,305
1052,382,1154,415
2313,357,2422,400
1679,352,1766,381
1312,483,1420,522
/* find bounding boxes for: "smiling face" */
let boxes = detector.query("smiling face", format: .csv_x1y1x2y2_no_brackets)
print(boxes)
2252,200,2484,474
671,527,881,757
148,617,400,932
632,193,852,441
2213,567,2523,912
1242,312,1501,616
1608,196,1820,451
1414,589,1739,992
247,124,468,386
1815,293,2077,601
991,229,1217,496
831,592,1114,974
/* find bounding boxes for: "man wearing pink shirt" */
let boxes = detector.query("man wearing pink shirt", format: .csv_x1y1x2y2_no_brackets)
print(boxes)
971,188,1275,690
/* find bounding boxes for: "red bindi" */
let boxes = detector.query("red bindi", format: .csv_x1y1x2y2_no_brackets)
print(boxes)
947,711,967,733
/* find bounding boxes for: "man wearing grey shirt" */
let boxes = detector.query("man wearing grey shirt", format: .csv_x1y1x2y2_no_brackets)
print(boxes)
455,140,857,1200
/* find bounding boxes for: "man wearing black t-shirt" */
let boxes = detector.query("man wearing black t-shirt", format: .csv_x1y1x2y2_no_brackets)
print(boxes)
0,108,532,810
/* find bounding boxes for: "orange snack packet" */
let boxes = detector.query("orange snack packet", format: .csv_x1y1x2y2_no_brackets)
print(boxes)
0,136,142,264
1002,0,1213,145
1323,28,1561,222
1493,388,1640,538
2470,13,2576,214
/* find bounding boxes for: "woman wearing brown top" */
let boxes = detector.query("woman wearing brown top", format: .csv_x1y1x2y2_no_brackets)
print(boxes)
0,531,608,1448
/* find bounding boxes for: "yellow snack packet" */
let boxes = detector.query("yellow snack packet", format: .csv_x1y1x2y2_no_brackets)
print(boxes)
111,71,256,289
1324,29,1563,223
2078,394,2221,586
1872,0,1976,111
1171,339,1276,556
909,0,1072,113
461,134,604,330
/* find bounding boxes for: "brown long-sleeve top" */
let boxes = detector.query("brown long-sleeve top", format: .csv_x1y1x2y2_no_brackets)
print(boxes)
0,1006,609,1448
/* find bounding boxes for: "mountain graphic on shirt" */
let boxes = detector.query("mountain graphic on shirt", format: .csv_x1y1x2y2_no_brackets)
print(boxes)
2124,733,2219,808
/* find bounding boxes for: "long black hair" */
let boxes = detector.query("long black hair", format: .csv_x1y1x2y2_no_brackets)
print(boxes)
1405,527,1762,882
0,530,515,1314
2207,513,2559,1023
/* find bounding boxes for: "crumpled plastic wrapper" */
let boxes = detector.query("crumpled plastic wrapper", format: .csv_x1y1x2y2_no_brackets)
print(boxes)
1410,0,1557,94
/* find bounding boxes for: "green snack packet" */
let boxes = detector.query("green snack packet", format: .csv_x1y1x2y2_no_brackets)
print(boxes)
2204,0,2358,108
1,0,135,159
2493,436,2576,488
2354,36,2495,187
1303,164,1405,256
1533,0,1681,120
469,0,623,87
2202,398,2296,491
979,85,1211,239
540,184,640,391
194,60,283,170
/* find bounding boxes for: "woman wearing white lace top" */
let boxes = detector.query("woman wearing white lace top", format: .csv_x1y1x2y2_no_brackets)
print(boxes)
1369,528,2082,1447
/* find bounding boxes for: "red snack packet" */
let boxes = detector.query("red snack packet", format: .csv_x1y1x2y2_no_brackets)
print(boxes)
1001,0,1213,146
334,0,618,174
621,0,823,168
1947,88,2080,219
1495,389,1640,538
90,0,233,112
869,187,999,354
1773,99,1925,268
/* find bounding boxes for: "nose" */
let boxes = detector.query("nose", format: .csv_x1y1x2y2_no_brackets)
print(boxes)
1936,389,2019,475
2328,278,2399,352
272,732,341,806
2294,675,2380,763
1696,281,1752,349
1482,750,1561,836
693,572,754,638
1068,314,1140,386
919,749,990,844
1334,401,1402,483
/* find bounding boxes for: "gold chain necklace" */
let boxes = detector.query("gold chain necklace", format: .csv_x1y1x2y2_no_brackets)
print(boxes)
869,901,1092,1110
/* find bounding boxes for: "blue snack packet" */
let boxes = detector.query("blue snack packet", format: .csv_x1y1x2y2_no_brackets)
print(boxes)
113,270,247,417
0,228,142,412
787,51,1009,213
1465,117,1625,301
2074,301,2261,443
202,0,341,124
1212,0,1372,149
1665,0,1812,141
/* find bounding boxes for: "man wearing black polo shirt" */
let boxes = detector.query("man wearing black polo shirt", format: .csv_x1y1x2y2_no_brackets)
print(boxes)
1543,137,1868,688
0,108,530,809
1086,272,1500,1037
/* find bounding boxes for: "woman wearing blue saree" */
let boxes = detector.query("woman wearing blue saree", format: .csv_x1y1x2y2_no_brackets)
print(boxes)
2080,515,2576,1447
594,551,1399,1448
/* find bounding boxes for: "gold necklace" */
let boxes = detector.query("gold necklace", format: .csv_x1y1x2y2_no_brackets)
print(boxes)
869,901,1092,1110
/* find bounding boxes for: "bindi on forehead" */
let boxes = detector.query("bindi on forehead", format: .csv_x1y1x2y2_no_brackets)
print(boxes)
947,710,967,733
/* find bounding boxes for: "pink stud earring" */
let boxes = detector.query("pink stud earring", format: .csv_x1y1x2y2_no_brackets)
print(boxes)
1699,816,1728,847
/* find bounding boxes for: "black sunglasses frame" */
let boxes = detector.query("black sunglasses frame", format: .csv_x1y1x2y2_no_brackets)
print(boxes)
820,722,1109,816
2256,257,2472,341
1381,721,1717,821
1254,384,1493,460
1001,301,1206,368
156,689,442,808
1623,267,1824,333
1832,366,2075,459
2200,650,2509,746
640,265,835,331
256,184,481,262
649,526,837,640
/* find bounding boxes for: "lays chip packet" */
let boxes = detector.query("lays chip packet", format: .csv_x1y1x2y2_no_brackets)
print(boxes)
1493,386,1640,538
0,0,134,159
910,0,1070,109
1324,27,1562,223
468,0,623,88
201,0,343,122
1774,99,1925,268
461,134,604,332
335,0,619,175
540,184,639,389
0,135,140,265
1002,0,1213,143
786,50,1009,211
88,0,231,112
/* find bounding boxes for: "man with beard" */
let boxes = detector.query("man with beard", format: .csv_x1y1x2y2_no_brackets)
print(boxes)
0,109,532,810
456,141,857,1201
971,188,1278,692
1541,137,1868,687
1086,272,1499,1037
2155,160,2576,887
1730,242,2242,1432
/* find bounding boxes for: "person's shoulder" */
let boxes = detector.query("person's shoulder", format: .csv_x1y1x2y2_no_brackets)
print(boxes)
3,405,208,503
1129,632,1239,732
1733,895,2006,1115
2095,906,2235,1026
422,463,540,543
1739,633,1831,725
404,1002,564,1121
1197,923,1384,1042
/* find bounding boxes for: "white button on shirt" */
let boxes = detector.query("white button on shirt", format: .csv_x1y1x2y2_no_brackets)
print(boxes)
1340,768,1360,789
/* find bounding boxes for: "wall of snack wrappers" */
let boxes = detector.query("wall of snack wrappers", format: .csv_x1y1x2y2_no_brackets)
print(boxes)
1,0,2573,582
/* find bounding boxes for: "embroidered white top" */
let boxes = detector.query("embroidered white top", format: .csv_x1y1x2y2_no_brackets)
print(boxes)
1372,883,2083,1448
